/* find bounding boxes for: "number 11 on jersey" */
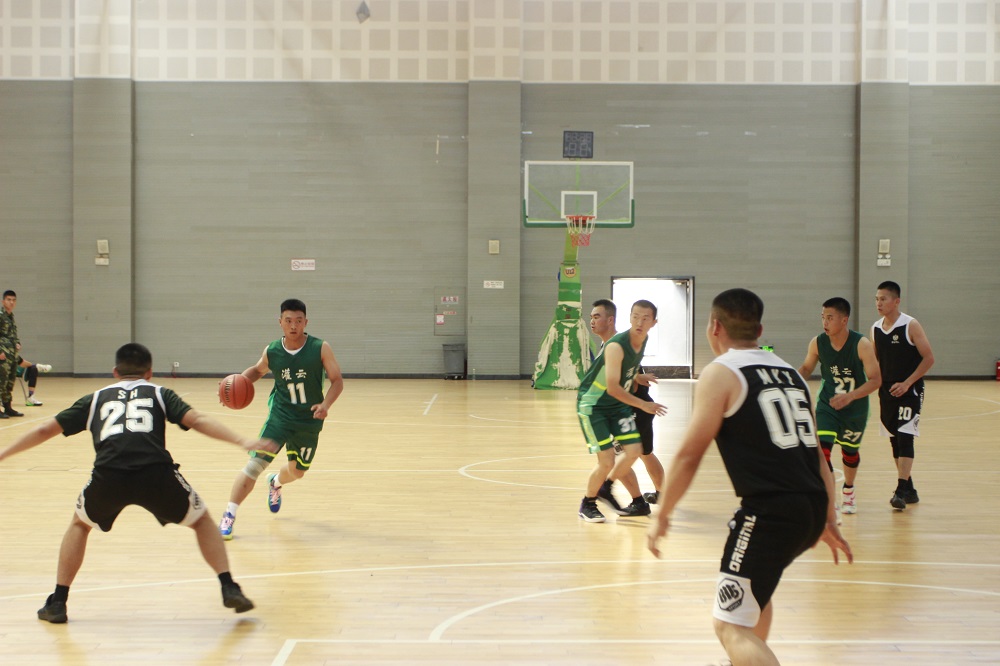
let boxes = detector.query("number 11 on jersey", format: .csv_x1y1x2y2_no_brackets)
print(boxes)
286,382,306,404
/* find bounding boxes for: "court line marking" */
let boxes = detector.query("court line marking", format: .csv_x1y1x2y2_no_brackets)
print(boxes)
422,393,438,416
459,454,592,490
271,638,1000,666
468,414,584,425
3,558,997,602
272,638,1000,666
922,395,1000,421
428,576,1000,642
0,414,55,431
458,453,730,493
271,560,1000,666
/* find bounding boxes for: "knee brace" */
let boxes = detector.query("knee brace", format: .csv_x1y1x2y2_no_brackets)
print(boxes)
25,364,38,387
820,441,834,471
241,455,271,481
894,433,915,459
841,448,860,469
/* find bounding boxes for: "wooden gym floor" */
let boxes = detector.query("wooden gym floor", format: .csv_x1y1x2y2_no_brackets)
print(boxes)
1,377,998,665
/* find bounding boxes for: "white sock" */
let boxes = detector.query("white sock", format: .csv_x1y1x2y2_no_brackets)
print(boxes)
227,502,239,516
271,474,283,488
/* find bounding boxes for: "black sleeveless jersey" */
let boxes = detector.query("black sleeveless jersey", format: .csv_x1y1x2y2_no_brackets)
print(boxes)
872,313,924,388
55,379,193,471
712,349,826,499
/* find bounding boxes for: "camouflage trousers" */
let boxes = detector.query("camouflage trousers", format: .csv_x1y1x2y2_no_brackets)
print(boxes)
0,350,16,405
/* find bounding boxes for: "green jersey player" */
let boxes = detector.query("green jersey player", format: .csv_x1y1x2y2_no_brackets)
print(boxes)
798,297,881,516
220,299,344,540
577,300,667,523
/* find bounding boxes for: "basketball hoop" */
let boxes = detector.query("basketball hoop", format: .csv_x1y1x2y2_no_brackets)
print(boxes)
565,215,596,247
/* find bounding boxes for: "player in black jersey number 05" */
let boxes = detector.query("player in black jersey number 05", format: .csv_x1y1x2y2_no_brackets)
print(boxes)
647,289,852,666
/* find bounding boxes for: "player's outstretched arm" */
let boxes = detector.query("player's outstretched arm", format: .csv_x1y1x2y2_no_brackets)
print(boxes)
0,418,64,463
180,409,279,453
242,347,270,383
797,336,819,379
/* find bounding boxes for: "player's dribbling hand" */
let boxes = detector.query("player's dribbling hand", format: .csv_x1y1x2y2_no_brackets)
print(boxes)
310,404,329,420
817,522,853,565
646,515,670,558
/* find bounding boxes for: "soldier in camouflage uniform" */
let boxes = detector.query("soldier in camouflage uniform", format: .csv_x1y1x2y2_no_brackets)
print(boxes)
0,290,24,418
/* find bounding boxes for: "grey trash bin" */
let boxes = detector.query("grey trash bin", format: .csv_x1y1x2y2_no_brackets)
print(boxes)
443,343,466,379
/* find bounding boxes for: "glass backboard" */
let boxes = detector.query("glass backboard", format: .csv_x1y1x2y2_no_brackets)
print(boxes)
523,161,634,228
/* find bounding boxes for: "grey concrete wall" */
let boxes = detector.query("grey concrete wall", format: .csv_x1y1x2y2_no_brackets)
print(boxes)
0,82,74,372
857,83,910,323
521,85,858,374
131,82,469,375
72,78,134,374
908,87,1000,377
466,81,521,379
1,81,997,377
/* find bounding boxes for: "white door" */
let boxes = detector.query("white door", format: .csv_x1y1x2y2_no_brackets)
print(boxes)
611,276,693,377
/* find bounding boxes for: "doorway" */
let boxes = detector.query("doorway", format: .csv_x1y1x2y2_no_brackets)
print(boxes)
611,276,693,378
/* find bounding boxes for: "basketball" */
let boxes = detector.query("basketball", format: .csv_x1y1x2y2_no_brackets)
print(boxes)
219,374,254,409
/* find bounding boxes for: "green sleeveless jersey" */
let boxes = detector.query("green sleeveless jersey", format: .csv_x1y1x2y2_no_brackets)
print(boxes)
577,329,646,414
266,334,327,432
817,330,868,418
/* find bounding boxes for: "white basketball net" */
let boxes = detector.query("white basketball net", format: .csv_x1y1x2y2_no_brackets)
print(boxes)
565,215,597,247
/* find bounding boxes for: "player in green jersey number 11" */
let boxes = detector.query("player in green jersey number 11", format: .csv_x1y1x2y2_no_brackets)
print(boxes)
219,299,345,540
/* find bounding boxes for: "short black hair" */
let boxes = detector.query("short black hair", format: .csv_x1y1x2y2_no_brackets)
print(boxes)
877,281,901,298
631,299,657,319
712,288,764,341
115,343,153,377
822,297,851,317
2,290,15,299
592,299,616,317
280,298,307,316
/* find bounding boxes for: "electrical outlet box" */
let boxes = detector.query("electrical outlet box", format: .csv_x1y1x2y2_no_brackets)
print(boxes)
172,361,180,368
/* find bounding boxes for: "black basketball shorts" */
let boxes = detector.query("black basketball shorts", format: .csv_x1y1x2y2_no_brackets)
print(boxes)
633,383,655,456
879,383,924,438
713,492,827,628
75,464,206,532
